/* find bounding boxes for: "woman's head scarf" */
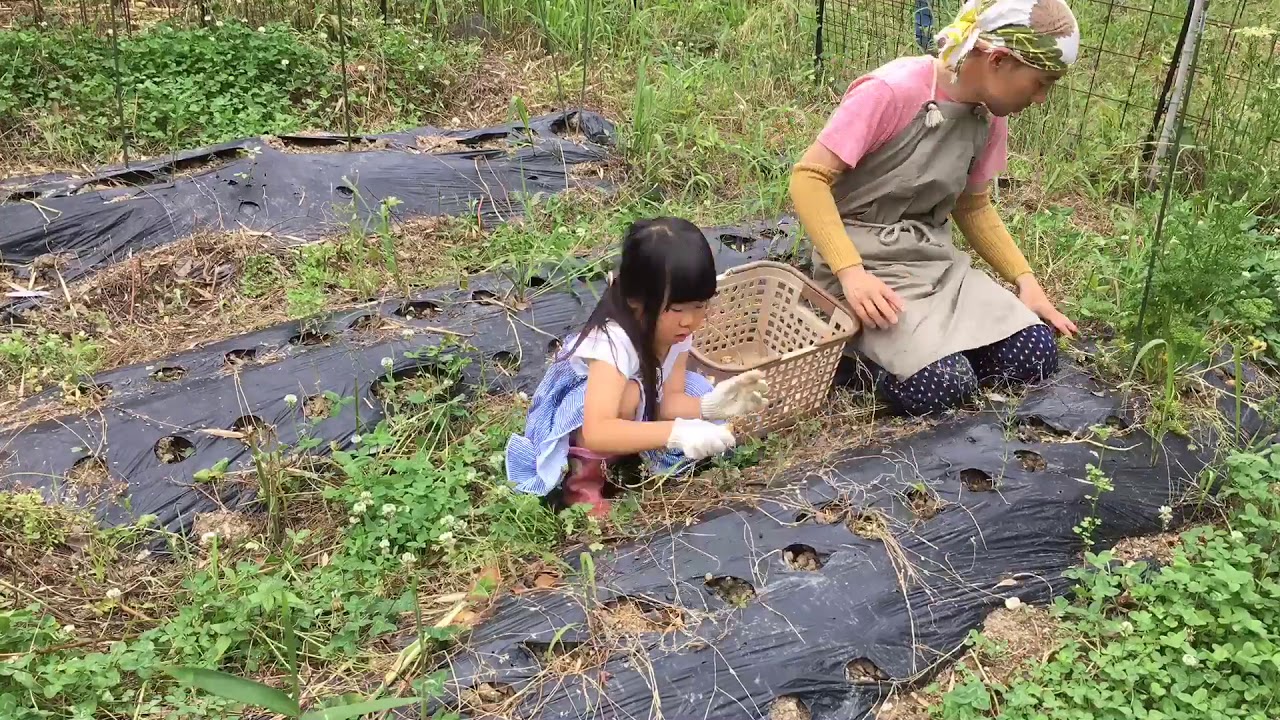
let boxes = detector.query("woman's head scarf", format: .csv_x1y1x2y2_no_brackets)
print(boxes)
934,0,1081,74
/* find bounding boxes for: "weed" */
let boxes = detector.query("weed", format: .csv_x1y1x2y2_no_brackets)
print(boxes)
0,329,101,398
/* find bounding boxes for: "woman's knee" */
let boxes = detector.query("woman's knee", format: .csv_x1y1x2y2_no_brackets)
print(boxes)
882,353,979,416
1006,324,1059,381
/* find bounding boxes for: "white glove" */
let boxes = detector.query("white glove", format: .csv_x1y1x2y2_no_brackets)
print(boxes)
700,370,770,421
666,418,737,460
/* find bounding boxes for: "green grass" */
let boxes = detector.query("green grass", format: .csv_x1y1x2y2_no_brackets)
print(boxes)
935,448,1280,720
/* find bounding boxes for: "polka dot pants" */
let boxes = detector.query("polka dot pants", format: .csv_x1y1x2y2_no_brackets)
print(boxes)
877,324,1059,416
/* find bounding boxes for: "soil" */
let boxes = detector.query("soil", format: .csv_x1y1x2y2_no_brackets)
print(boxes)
1111,532,1181,565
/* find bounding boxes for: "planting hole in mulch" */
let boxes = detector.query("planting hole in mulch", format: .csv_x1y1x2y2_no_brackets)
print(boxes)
905,486,943,519
395,299,440,319
1016,449,1046,472
151,366,186,382
526,275,547,288
1111,532,1181,565
471,289,497,302
458,682,514,713
782,543,824,571
347,313,378,332
768,695,812,720
224,348,258,369
289,328,334,346
372,363,454,407
846,656,890,683
704,575,756,608
599,596,685,635
67,455,110,487
303,394,334,420
66,381,112,404
230,415,276,447
720,234,755,252
847,508,889,540
813,499,851,525
960,467,995,492
1015,416,1070,443
492,350,520,375
1104,414,1129,430
154,436,195,464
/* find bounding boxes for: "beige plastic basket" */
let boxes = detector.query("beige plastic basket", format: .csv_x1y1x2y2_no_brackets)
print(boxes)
690,260,859,437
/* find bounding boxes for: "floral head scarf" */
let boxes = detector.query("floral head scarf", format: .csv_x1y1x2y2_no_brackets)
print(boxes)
934,0,1081,74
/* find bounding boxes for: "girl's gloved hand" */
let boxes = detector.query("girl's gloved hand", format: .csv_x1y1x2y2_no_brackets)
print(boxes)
667,418,737,459
700,369,770,420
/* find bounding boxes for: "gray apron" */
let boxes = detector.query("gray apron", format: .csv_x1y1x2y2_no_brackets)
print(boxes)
811,93,1039,381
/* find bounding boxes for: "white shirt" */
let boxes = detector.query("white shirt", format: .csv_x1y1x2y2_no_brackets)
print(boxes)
567,322,692,420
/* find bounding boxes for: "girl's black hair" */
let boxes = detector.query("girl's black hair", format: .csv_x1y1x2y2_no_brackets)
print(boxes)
568,216,717,421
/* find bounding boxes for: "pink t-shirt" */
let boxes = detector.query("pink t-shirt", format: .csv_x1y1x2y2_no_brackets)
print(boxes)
817,56,1008,191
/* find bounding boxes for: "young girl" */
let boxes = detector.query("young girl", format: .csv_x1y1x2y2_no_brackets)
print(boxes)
790,0,1080,416
506,217,769,517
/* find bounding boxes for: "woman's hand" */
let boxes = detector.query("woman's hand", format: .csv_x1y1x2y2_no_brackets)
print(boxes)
1017,275,1077,337
667,418,737,459
837,265,906,330
700,370,769,420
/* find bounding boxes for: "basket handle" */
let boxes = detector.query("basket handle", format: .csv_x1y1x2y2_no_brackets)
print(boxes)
716,259,854,327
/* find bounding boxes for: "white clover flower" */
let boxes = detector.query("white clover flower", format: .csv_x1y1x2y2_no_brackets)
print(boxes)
357,64,367,72
134,549,152,562
440,514,456,527
1182,653,1199,667
1120,621,1134,635
284,393,298,406
351,434,363,445
1003,596,1023,610
244,541,261,551
381,357,394,370
400,552,416,566
62,624,76,635
348,515,359,525
381,503,397,517
379,538,391,549
105,588,122,601
257,25,266,32
200,531,218,545
360,491,373,501
216,20,224,27
401,328,415,338
203,15,212,21
1158,505,1174,528
352,501,367,514
455,520,468,532
280,58,289,67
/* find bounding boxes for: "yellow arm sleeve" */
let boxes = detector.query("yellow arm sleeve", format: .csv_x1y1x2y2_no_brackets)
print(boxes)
789,162,861,273
951,189,1033,284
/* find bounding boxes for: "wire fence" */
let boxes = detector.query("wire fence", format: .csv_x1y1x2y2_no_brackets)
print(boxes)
811,0,1280,175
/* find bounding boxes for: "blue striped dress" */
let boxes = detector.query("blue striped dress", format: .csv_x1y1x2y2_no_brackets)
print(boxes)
505,353,716,496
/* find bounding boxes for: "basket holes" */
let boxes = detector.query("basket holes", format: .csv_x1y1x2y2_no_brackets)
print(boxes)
782,543,824,571
289,329,334,346
395,299,439,319
1015,450,1046,472
151,366,186,382
767,695,811,720
458,682,514,712
335,184,355,198
704,575,756,607
154,435,195,464
492,350,520,374
718,234,755,252
961,468,995,492
224,348,257,368
846,657,889,683
230,415,276,447
347,313,378,332
67,455,110,486
471,289,497,302
237,200,260,215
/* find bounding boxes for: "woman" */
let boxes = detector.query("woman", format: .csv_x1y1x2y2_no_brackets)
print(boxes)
790,0,1080,416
